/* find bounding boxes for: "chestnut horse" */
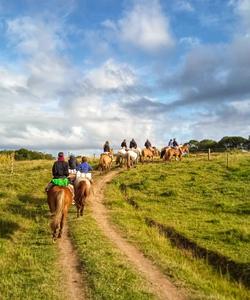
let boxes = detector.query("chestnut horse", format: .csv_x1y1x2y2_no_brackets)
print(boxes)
142,148,155,162
74,178,91,217
47,186,72,241
99,150,113,172
164,144,190,161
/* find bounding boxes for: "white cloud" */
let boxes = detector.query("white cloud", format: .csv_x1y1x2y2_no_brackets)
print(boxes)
174,0,194,12
179,36,201,48
104,0,174,52
85,59,136,91
7,17,64,54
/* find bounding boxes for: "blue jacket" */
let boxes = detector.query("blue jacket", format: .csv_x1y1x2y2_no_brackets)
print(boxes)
77,162,93,173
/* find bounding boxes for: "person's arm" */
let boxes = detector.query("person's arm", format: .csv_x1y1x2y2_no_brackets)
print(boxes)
88,164,93,172
52,162,57,177
64,162,69,177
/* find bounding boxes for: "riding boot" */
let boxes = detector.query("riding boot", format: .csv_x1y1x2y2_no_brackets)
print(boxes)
45,182,53,192
68,184,75,204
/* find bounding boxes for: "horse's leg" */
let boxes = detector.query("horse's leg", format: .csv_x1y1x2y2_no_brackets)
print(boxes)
58,212,64,238
80,200,85,216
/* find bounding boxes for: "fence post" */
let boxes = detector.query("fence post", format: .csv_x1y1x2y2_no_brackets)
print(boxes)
226,152,229,168
93,153,96,159
208,148,211,161
11,152,15,175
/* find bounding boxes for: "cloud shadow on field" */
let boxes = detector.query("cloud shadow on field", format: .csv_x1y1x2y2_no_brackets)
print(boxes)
0,219,20,239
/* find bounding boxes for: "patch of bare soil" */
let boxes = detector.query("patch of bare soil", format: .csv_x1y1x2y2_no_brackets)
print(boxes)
90,170,187,300
57,223,86,300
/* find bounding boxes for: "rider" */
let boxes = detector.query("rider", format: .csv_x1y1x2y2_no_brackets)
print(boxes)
68,154,79,174
76,156,93,183
103,141,111,153
45,152,74,198
129,138,137,149
168,139,173,147
121,139,127,149
173,138,179,147
144,139,152,149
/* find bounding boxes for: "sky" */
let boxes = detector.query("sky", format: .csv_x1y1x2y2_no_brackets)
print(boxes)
0,0,250,154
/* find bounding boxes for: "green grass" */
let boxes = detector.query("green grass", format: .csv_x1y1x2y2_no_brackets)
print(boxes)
0,160,65,300
105,153,250,299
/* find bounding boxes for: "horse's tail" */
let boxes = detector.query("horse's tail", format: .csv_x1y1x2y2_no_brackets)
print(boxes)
76,180,89,205
51,189,64,233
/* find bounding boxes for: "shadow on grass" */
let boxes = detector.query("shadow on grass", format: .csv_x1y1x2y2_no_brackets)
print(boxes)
145,217,250,288
6,194,47,220
0,219,20,239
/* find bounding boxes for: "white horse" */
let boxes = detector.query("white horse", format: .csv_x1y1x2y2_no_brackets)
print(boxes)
116,148,129,168
130,147,142,163
127,150,138,168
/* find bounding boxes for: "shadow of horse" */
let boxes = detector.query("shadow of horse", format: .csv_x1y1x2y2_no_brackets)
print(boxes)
47,186,72,242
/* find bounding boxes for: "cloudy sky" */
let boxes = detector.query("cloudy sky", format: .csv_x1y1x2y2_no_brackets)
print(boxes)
0,0,250,154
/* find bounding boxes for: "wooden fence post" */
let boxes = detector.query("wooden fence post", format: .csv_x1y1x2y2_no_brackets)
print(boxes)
208,148,211,161
11,152,15,175
226,152,229,168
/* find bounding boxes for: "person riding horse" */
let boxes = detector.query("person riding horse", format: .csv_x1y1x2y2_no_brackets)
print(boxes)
103,141,111,153
173,138,179,147
76,156,93,183
45,152,74,198
144,139,152,149
68,154,79,173
129,138,137,149
168,139,173,147
121,139,127,149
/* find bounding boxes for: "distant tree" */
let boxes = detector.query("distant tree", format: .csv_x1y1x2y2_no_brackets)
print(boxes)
218,136,248,149
198,139,218,150
3,148,54,161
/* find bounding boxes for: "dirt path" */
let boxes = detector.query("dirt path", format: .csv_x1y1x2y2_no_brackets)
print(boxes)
90,170,187,300
57,223,86,300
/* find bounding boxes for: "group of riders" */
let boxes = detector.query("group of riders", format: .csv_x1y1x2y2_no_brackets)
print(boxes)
45,152,93,201
46,138,184,196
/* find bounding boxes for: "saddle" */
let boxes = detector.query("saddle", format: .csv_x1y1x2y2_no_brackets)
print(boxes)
51,178,69,187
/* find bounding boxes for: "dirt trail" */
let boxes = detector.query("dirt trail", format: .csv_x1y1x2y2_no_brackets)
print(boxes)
57,223,86,300
90,170,187,300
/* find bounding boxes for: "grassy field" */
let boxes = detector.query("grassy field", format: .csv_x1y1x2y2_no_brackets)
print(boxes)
0,160,65,300
105,152,250,299
0,158,154,299
1,153,249,299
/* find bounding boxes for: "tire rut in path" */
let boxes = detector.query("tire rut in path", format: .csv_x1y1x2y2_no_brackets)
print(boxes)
90,170,187,300
57,223,86,300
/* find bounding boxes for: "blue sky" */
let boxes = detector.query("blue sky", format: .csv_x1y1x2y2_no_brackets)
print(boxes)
0,0,250,153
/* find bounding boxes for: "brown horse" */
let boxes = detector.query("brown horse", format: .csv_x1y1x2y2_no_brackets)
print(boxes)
179,144,190,154
74,179,91,217
98,150,113,172
47,186,72,241
164,148,182,161
142,148,155,163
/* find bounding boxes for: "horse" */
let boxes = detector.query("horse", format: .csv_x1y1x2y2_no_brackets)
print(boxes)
47,186,72,241
160,146,170,159
127,150,138,168
164,147,182,161
142,147,155,163
98,150,113,172
74,177,91,217
115,148,130,168
179,144,190,155
130,147,142,163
